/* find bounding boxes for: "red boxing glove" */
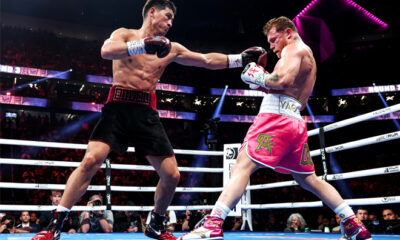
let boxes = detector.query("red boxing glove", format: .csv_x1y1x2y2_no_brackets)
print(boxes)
127,36,171,58
228,46,266,68
257,52,268,68
241,46,266,66
144,36,171,58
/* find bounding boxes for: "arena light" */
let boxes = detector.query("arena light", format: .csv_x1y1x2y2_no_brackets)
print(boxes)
0,69,72,95
372,83,400,130
293,0,387,28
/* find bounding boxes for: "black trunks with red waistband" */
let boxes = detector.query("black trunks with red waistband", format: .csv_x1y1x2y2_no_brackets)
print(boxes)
107,86,157,110
89,86,174,156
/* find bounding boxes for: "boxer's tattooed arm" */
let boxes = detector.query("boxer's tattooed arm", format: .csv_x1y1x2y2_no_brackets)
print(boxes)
265,72,279,85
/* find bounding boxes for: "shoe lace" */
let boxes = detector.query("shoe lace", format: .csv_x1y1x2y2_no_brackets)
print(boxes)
194,214,209,229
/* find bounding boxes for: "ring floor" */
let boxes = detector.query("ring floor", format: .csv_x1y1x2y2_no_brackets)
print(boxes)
1,232,399,240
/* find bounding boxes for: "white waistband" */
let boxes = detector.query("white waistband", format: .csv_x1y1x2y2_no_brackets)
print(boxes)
259,94,303,121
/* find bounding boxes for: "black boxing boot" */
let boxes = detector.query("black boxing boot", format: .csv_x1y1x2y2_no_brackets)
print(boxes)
145,211,177,240
31,210,68,240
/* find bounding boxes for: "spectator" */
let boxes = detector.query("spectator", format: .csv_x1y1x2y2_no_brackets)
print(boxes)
318,216,331,232
284,213,307,232
231,216,243,231
263,213,282,232
368,212,378,221
332,214,341,233
382,208,397,220
79,194,113,233
356,207,369,221
181,209,209,231
15,211,40,233
113,201,142,232
40,190,79,233
0,214,15,233
146,210,177,232
30,212,40,225
182,210,192,231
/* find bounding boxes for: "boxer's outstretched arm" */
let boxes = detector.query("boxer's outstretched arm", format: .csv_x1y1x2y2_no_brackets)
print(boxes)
172,43,228,70
265,44,301,90
101,28,132,60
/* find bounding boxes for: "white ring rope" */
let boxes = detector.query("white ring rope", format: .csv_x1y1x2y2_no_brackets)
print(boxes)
240,195,400,210
247,165,400,190
0,158,224,173
0,182,223,192
1,195,399,212
310,131,400,157
0,139,223,156
0,104,399,214
1,164,398,192
0,205,216,212
0,130,398,175
307,102,400,137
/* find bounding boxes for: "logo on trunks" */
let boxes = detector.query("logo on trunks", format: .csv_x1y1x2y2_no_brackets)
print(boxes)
300,143,314,166
280,100,300,114
255,133,274,155
113,88,151,104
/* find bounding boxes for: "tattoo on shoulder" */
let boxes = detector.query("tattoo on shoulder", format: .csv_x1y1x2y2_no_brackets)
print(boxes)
306,54,314,70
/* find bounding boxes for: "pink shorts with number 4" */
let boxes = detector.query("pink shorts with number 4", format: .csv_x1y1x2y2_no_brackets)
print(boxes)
240,112,315,174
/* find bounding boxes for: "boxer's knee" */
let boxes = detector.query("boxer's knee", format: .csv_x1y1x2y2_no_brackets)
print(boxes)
81,153,103,174
293,173,320,192
165,169,180,186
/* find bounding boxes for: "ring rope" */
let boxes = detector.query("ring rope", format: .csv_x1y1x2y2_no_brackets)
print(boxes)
0,158,224,173
307,103,400,137
247,164,400,190
310,130,400,157
0,104,398,156
1,130,398,166
1,164,398,192
241,196,400,210
0,138,223,156
0,104,399,214
0,182,223,192
1,195,399,212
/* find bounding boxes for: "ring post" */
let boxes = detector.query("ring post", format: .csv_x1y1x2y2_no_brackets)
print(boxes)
223,144,253,231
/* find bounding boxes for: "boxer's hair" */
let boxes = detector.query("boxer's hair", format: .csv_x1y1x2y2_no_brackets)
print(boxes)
263,16,298,36
142,0,177,19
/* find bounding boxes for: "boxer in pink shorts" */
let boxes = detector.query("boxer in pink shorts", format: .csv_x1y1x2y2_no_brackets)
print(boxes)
241,100,314,174
179,16,371,240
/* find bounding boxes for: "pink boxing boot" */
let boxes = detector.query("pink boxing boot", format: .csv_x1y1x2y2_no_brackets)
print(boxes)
178,215,224,240
341,215,372,240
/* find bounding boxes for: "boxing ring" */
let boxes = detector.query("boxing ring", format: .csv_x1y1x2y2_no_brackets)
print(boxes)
0,103,400,240
0,230,399,240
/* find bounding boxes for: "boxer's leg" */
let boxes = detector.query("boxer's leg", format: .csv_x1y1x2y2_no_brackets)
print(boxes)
292,173,372,240
145,155,180,240
31,141,111,240
60,141,111,208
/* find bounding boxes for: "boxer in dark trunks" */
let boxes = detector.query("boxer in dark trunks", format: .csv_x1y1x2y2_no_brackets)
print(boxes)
31,1,266,240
